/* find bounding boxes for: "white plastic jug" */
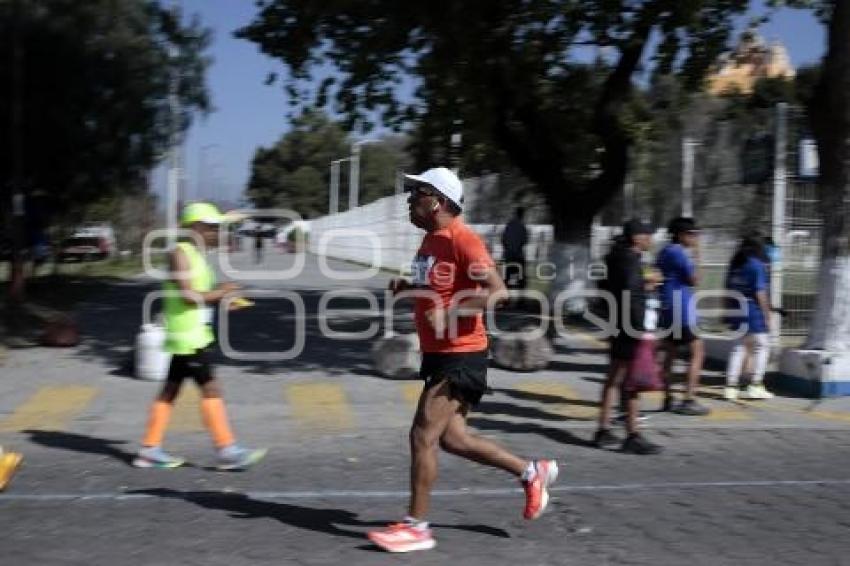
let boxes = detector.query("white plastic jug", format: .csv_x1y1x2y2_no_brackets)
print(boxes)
135,324,171,381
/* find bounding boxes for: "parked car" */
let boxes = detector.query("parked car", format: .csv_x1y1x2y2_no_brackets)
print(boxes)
74,223,117,256
58,235,110,262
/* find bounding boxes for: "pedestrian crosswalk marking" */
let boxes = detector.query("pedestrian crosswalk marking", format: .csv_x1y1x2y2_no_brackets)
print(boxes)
286,383,354,432
513,382,597,420
0,386,98,432
170,387,203,432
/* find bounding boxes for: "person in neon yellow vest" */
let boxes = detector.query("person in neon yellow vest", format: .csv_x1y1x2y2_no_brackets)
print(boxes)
134,202,266,470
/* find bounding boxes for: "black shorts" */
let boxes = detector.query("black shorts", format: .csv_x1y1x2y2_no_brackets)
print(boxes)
420,350,489,407
610,334,638,361
166,347,215,386
663,324,699,346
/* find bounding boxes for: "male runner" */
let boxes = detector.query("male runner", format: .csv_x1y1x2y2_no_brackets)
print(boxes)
368,167,557,553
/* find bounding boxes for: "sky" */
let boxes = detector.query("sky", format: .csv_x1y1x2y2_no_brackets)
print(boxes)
153,0,827,207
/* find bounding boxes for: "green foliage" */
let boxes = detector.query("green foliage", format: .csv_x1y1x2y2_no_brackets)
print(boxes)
0,0,211,211
245,109,409,217
238,1,749,237
286,226,307,243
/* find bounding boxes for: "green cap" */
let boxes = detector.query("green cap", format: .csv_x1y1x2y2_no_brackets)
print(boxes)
180,202,224,227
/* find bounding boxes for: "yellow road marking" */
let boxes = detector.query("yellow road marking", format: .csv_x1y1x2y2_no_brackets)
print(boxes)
704,406,752,421
170,386,203,432
514,382,597,420
0,386,98,432
401,382,422,411
286,383,354,432
806,410,850,425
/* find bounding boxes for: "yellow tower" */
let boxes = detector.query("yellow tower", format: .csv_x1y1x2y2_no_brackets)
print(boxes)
707,29,795,95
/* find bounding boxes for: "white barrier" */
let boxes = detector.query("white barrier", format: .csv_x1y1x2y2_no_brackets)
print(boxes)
308,193,554,273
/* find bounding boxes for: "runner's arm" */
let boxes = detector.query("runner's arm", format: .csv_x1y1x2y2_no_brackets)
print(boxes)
170,248,239,306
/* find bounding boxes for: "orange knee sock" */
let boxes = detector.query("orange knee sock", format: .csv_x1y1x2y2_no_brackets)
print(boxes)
142,400,173,447
200,397,236,448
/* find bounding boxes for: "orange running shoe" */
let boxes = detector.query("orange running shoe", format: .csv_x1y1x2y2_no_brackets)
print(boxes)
522,459,559,519
367,522,436,553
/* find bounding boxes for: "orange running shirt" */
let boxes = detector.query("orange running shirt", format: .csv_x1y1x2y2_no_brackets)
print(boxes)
411,217,494,353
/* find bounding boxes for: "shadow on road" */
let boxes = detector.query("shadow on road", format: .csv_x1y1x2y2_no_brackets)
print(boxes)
469,417,593,449
476,400,594,423
22,430,137,465
492,386,599,409
128,488,510,543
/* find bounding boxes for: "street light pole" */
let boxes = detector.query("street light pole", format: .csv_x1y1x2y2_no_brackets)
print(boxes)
681,136,698,218
771,102,788,344
349,139,380,210
166,0,183,246
8,0,26,300
166,42,180,247
330,157,349,215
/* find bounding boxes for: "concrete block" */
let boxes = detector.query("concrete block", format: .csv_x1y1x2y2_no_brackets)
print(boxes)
779,349,850,398
372,333,421,379
490,327,553,372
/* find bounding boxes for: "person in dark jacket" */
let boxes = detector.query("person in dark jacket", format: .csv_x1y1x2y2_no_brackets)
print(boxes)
594,219,662,455
502,207,529,291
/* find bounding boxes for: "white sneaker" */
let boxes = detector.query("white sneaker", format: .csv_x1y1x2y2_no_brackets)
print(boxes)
744,384,774,400
216,445,267,471
723,387,739,401
133,446,185,469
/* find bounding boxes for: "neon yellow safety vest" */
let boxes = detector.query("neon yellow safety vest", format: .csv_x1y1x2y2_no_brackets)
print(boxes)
163,242,215,354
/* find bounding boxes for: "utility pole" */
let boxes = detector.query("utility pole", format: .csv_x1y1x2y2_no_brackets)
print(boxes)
349,139,380,210
166,0,183,245
329,158,348,215
681,137,696,218
8,0,26,301
771,102,788,344
349,144,361,210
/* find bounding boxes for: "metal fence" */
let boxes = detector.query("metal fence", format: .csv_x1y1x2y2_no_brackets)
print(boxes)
598,103,822,339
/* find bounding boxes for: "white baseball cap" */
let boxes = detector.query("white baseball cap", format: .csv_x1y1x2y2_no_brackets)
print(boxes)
404,167,464,210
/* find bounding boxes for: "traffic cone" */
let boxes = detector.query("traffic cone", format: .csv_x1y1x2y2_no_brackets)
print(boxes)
0,447,23,491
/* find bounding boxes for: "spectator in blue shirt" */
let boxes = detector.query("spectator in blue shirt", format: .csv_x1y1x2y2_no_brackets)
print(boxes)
656,217,710,416
723,233,775,401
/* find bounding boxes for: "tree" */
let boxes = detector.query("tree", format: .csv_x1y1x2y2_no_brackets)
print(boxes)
0,0,210,296
237,0,749,307
246,109,409,218
802,0,850,350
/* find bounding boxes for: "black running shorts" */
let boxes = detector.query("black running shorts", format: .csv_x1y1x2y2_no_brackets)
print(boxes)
166,347,216,386
420,350,489,407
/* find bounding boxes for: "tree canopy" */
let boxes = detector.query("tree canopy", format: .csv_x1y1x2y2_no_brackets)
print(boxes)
245,109,409,217
0,0,211,215
238,0,750,240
